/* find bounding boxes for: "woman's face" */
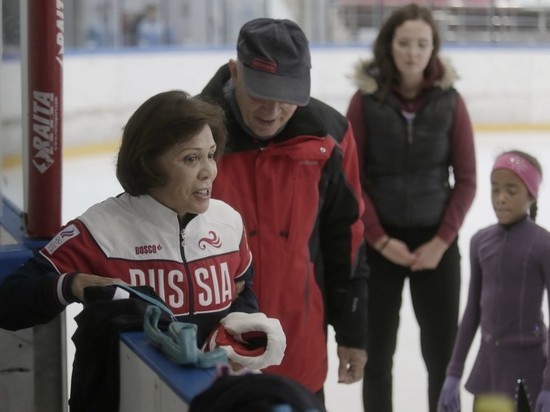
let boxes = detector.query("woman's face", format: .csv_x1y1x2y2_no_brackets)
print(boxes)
391,19,434,82
148,125,217,217
491,169,533,225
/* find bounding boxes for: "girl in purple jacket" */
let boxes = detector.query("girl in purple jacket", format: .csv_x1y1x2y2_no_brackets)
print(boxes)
438,150,550,412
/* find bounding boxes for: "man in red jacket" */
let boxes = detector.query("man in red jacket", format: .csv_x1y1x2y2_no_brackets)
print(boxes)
199,18,368,402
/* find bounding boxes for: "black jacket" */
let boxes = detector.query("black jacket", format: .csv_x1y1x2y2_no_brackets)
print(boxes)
69,286,171,412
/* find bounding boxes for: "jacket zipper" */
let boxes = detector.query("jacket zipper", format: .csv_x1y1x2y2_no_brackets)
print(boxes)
494,230,507,346
179,221,194,321
180,227,187,247
402,110,415,222
402,110,415,145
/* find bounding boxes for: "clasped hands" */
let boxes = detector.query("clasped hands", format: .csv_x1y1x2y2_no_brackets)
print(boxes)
376,236,448,271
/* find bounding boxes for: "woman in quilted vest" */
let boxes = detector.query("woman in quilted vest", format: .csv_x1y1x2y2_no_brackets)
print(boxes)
346,4,477,411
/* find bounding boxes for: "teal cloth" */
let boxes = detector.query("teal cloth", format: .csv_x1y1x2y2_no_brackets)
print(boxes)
143,305,227,368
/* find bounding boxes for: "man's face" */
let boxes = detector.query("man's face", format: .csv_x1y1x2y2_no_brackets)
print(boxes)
229,60,298,140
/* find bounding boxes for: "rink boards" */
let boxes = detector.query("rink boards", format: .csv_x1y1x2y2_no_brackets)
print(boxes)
0,195,215,411
119,331,216,411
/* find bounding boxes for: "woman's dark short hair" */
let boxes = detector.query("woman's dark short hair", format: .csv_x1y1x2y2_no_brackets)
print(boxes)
116,90,227,196
373,3,440,91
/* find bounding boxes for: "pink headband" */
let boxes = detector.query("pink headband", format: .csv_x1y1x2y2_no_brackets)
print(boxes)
492,153,542,199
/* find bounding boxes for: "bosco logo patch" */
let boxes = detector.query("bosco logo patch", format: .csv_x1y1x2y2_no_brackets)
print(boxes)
135,244,163,255
45,224,80,255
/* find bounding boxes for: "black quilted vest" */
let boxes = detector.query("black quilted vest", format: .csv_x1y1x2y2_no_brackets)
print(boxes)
361,87,457,227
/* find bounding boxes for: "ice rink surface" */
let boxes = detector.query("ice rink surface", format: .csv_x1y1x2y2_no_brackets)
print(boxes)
3,129,549,411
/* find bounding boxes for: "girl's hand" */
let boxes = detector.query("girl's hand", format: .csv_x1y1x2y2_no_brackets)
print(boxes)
535,390,550,412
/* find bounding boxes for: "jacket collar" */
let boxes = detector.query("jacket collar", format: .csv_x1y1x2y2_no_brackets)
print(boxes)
350,56,458,95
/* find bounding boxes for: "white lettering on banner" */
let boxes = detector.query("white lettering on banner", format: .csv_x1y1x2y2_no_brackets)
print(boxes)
31,91,55,173
128,263,232,310
56,0,64,66
156,269,166,302
129,268,145,285
129,268,185,308
194,268,212,306
219,263,232,302
195,262,232,306
167,270,185,307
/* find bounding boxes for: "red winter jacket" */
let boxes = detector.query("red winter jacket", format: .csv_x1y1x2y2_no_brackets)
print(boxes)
200,65,368,392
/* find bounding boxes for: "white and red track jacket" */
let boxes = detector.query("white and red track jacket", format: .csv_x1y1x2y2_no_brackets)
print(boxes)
0,193,257,343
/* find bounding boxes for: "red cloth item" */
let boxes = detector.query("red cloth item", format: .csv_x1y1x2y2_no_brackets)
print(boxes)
204,312,286,371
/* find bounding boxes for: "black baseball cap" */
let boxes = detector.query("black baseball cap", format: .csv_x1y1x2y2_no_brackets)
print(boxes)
237,18,311,106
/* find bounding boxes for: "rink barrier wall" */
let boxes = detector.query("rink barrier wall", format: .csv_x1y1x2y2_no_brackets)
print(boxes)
2,44,550,161
3,122,550,171
0,195,66,412
119,331,216,411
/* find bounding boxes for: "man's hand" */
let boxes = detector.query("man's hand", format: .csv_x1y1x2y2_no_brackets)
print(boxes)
337,346,367,384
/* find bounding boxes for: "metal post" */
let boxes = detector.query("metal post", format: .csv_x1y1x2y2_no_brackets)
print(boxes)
25,0,63,238
24,1,67,410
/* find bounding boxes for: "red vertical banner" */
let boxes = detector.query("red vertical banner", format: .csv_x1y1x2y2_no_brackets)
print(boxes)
26,0,64,238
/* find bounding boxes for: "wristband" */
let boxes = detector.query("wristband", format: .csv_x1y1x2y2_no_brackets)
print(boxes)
379,237,391,252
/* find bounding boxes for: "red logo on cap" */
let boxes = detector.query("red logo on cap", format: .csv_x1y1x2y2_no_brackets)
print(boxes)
251,58,277,74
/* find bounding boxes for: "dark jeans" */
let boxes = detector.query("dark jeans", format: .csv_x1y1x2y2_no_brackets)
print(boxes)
362,227,461,412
